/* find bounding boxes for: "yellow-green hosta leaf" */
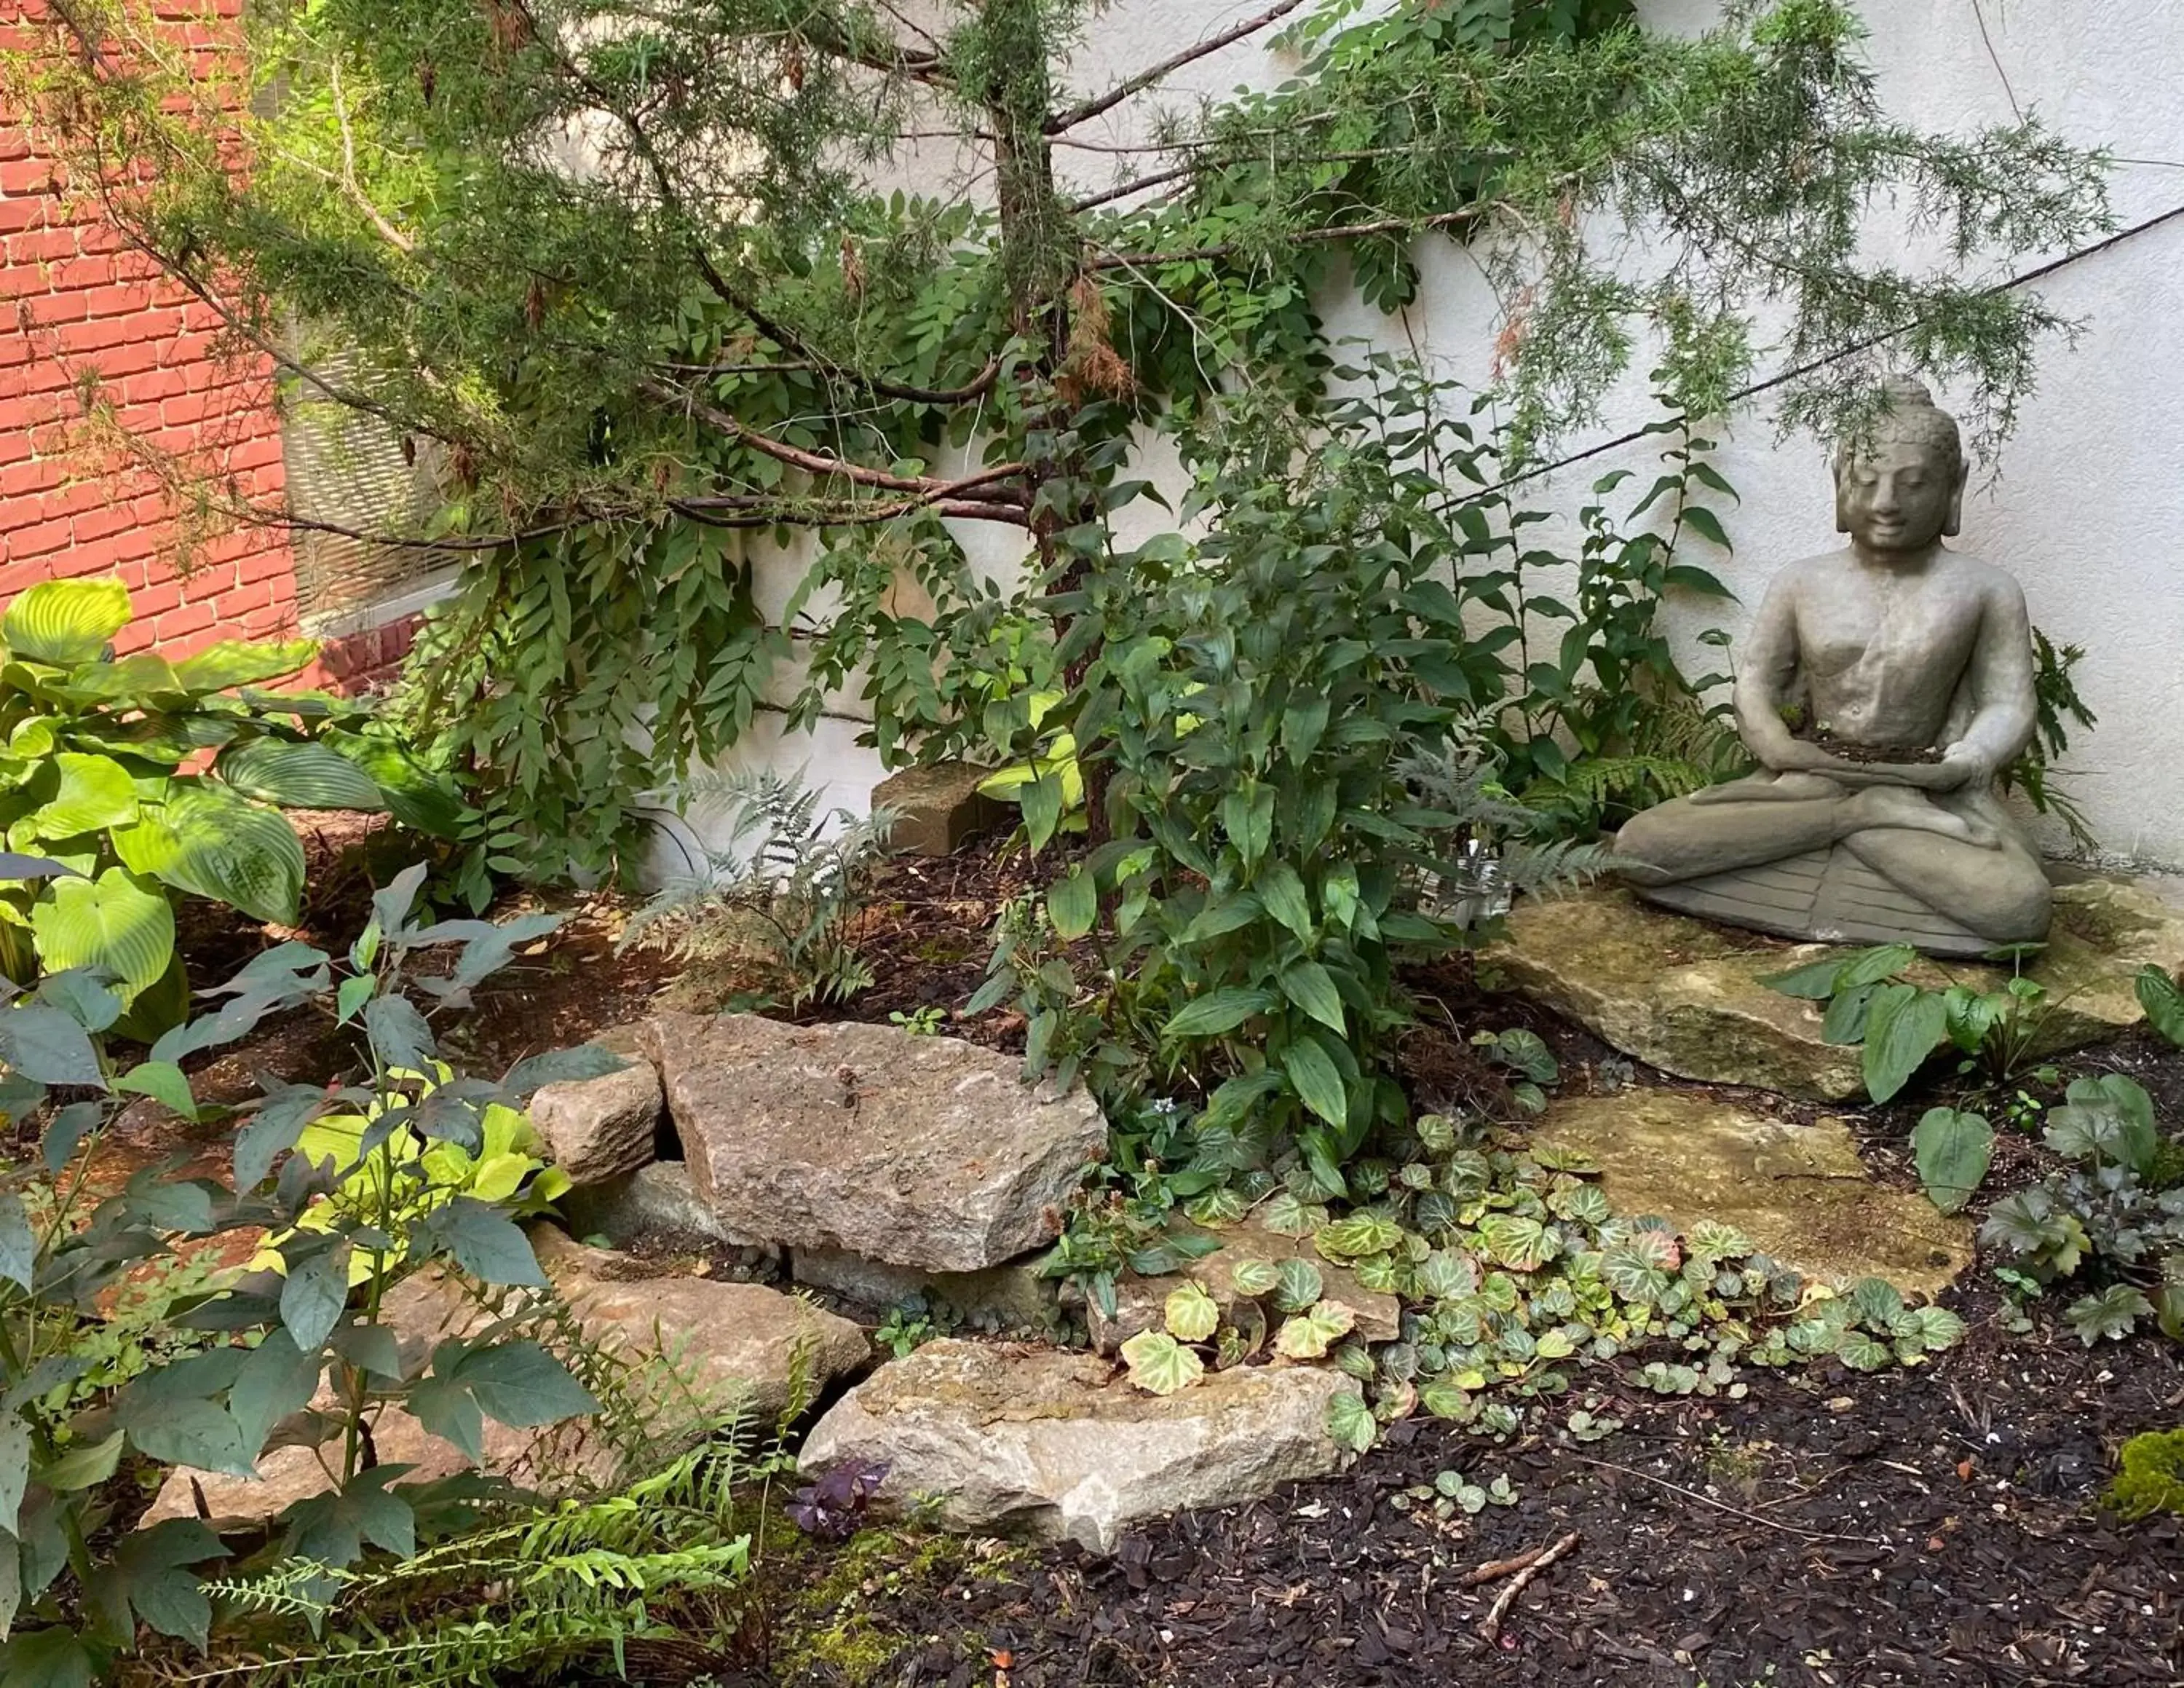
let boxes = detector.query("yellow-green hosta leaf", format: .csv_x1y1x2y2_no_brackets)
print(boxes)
116,786,306,925
31,868,174,998
1273,1299,1356,1360
168,639,319,695
1120,1330,1204,1395
466,1152,534,1205
31,753,138,838
4,577,131,665
1163,1279,1220,1343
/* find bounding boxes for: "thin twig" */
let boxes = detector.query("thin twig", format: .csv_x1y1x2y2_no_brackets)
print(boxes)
1572,1456,1882,1545
1476,1531,1580,1643
1459,1544,1550,1587
1045,0,1310,134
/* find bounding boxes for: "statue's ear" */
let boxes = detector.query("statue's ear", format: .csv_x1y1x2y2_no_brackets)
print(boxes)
1943,460,1969,537
1833,467,1852,534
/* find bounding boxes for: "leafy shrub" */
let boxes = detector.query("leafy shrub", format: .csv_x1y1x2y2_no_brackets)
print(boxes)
1980,1073,2184,1346
2104,1428,2184,1521
0,867,624,1682
0,577,458,1030
621,768,895,1011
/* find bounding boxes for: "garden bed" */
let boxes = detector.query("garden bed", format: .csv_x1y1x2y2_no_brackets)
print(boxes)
47,831,2184,1687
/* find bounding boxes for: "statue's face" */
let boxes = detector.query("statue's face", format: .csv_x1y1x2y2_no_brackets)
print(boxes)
1836,437,1958,553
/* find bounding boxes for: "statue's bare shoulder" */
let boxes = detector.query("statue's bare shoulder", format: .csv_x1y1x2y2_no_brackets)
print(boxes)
1929,547,2029,616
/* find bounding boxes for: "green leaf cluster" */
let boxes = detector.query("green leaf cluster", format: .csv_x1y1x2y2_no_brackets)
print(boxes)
0,871,622,1681
0,580,459,1028
1980,1073,2184,1348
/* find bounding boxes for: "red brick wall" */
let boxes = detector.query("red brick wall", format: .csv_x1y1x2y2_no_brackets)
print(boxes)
1,0,304,659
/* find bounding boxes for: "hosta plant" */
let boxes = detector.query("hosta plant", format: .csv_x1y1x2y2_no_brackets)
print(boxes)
0,577,459,1029
0,867,622,1684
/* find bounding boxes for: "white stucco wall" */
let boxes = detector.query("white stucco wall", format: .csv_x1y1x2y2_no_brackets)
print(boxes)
660,0,2184,876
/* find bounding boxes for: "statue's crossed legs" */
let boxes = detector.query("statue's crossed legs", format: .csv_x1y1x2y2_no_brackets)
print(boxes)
1616,773,2052,944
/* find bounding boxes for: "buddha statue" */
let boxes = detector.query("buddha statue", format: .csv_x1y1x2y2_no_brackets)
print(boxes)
1614,379,2052,958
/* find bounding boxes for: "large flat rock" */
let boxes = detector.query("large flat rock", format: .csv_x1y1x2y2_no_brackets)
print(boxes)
141,1227,869,1532
649,1013,1105,1273
1490,879,2184,1101
1533,1091,1971,1301
800,1338,1356,1553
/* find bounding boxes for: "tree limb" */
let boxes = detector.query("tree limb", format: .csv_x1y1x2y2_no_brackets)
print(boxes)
639,376,1029,503
1045,0,1310,134
1087,202,1489,269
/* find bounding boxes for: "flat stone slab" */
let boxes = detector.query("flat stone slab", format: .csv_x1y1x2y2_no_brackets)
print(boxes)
1490,879,2184,1102
141,1227,869,1531
800,1338,1357,1554
649,1012,1105,1274
1533,1091,1971,1300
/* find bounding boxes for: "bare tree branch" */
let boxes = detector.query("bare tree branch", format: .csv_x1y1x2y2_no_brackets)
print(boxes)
1045,0,1310,135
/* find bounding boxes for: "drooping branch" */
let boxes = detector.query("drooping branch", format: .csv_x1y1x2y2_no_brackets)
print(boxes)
638,376,1029,510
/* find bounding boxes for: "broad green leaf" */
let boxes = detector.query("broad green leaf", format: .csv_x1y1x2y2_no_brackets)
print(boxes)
1910,1107,1993,1215
280,1246,352,1352
168,639,317,694
214,738,384,812
454,1339,598,1430
2044,1074,2160,1176
1860,984,1949,1103
2064,1285,2152,1346
1273,1300,1356,1359
1278,961,1346,1034
1160,988,1275,1041
1281,1035,1348,1128
228,1333,323,1456
279,1467,416,1567
32,867,174,999
1255,861,1314,942
2135,963,2184,1048
0,1625,101,1687
1046,867,1097,940
114,1060,196,1121
1163,1280,1220,1342
1848,1277,1906,1328
37,1428,123,1494
1120,1330,1204,1395
118,786,306,925
0,1192,30,1290
419,1198,545,1286
0,1003,105,1087
31,752,138,837
322,732,466,837
4,577,130,665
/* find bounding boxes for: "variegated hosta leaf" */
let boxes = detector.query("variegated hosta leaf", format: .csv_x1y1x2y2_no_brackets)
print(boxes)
1477,1213,1553,1271
1684,1219,1754,1262
1163,1280,1220,1343
1273,1300,1356,1360
1419,1379,1474,1421
1120,1330,1204,1395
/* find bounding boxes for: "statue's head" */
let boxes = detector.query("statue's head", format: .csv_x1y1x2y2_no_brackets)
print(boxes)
1832,377,1968,553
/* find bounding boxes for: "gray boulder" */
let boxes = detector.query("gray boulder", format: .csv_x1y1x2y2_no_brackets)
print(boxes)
649,1013,1104,1273
800,1338,1357,1553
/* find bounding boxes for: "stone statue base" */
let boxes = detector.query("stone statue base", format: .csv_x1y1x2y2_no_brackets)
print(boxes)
1634,843,1993,958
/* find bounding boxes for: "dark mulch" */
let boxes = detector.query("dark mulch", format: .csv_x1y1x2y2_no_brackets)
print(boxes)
825,1296,2183,1687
